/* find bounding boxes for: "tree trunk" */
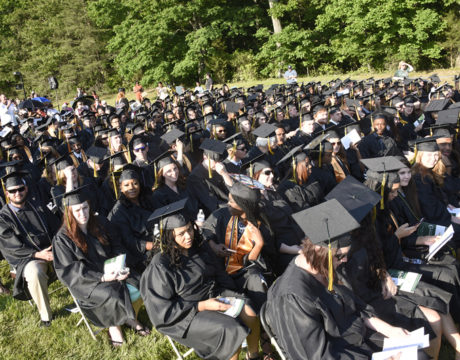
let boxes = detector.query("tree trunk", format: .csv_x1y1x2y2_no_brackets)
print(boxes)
268,0,283,77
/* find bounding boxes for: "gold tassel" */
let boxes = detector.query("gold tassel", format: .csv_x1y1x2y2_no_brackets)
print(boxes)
328,242,333,292
410,144,418,165
232,140,237,153
93,161,97,178
380,173,386,210
355,107,361,121
153,163,159,189
190,134,193,152
159,220,164,253
267,138,274,155
249,163,254,178
55,165,61,186
208,158,212,179
112,173,118,199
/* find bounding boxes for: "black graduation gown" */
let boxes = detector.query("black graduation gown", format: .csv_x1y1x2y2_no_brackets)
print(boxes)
309,166,337,195
261,189,303,274
265,262,378,359
186,164,229,217
132,159,156,190
339,248,435,337
277,179,323,213
358,132,403,158
108,197,155,272
52,220,138,328
140,244,248,360
0,201,60,300
151,184,198,218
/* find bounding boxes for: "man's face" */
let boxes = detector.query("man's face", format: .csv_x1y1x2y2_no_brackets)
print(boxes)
315,110,328,125
275,128,286,145
373,118,386,136
331,111,342,123
111,117,120,129
403,104,414,115
0,95,7,104
215,126,227,140
6,184,28,205
71,142,82,153
302,120,315,134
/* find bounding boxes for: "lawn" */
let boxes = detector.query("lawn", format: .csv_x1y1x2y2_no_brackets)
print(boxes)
61,67,460,108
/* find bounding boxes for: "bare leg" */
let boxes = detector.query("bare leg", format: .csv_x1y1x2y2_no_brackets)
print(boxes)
238,304,260,358
439,313,460,360
419,306,441,360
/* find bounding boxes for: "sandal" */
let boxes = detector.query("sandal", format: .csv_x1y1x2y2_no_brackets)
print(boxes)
263,354,277,360
134,325,151,337
245,353,261,360
107,333,124,348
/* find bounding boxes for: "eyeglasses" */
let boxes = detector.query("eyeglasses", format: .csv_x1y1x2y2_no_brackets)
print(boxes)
330,142,340,145
217,130,226,133
134,146,146,152
263,170,273,176
237,147,246,152
8,186,25,194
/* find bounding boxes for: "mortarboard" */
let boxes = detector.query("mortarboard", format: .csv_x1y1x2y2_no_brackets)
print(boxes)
408,136,441,152
325,176,381,222
224,101,240,114
62,186,89,207
292,198,360,291
199,138,227,162
424,99,450,112
436,109,460,126
161,128,185,145
252,123,277,138
86,146,108,164
1,170,27,191
147,198,189,234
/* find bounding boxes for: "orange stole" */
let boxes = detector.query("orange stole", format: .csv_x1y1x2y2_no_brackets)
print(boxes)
224,216,255,274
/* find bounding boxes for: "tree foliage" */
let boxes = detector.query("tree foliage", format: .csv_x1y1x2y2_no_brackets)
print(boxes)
0,0,459,97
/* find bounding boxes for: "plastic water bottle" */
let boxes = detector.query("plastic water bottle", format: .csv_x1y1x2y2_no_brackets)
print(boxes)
197,209,205,223
153,223,160,240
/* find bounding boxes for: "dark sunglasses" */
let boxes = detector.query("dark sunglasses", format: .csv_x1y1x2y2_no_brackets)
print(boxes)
217,130,227,133
330,142,340,145
8,186,25,194
335,252,347,261
134,146,146,152
263,170,273,176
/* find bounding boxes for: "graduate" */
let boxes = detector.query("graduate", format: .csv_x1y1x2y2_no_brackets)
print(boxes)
264,199,426,359
141,199,261,360
52,187,149,347
108,166,156,272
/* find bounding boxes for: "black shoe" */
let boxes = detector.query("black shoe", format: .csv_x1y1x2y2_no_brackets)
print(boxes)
40,320,51,327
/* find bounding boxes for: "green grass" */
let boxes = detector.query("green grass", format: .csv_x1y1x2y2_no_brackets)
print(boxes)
63,67,460,108
0,259,456,359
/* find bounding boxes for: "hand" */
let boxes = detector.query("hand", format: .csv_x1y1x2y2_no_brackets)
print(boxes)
175,139,184,153
350,142,361,151
382,274,397,299
101,269,130,282
197,298,232,312
214,162,227,176
416,235,439,246
394,223,418,240
414,123,423,132
451,216,460,225
209,241,234,257
34,246,53,261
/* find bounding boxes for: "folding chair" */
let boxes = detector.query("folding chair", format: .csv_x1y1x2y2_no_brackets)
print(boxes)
166,335,195,360
66,288,100,340
259,303,287,360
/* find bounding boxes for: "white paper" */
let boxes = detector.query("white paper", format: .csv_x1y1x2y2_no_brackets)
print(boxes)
447,207,460,216
427,225,454,261
0,127,12,138
340,129,361,150
399,272,421,293
372,346,418,360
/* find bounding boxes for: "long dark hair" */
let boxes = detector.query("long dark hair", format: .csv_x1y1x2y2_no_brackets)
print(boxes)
349,214,387,291
162,222,203,268
63,201,109,253
300,238,333,282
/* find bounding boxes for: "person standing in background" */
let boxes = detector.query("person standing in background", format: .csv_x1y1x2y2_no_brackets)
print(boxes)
284,65,297,84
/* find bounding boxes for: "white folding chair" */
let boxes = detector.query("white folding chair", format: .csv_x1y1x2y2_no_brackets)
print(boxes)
66,289,100,340
166,335,195,360
260,303,287,360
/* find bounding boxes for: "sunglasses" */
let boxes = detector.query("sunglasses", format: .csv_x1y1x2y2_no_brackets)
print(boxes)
330,142,340,145
237,147,246,151
8,186,25,194
263,170,273,176
134,146,146,152
217,130,226,133
335,252,347,261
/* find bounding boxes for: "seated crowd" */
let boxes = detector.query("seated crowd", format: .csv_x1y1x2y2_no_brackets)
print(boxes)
2,76,460,359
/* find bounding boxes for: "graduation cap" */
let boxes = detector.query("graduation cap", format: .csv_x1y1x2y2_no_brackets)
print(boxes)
429,74,441,83
107,128,121,138
104,150,128,171
424,99,450,112
1,170,27,191
436,108,460,125
432,125,454,140
147,198,190,247
291,198,360,291
199,138,227,162
252,123,277,138
325,176,381,222
161,128,184,145
48,154,72,172
224,101,240,114
361,156,406,209
62,186,90,207
408,136,441,152
118,163,141,183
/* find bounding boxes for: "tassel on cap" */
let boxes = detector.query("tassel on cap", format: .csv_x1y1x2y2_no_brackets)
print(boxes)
208,158,212,179
324,218,333,292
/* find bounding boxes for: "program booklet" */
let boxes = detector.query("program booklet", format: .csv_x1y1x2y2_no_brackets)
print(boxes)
426,225,454,261
417,222,446,236
217,297,245,318
388,269,422,293
372,327,429,360
340,129,361,150
104,254,126,275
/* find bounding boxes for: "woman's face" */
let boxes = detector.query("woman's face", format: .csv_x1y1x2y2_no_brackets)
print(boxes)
120,178,140,200
398,167,411,187
71,201,90,225
173,223,194,249
333,245,350,269
388,182,400,202
328,138,341,154
420,151,439,169
162,163,179,183
111,134,122,150
373,118,386,136
258,167,274,187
